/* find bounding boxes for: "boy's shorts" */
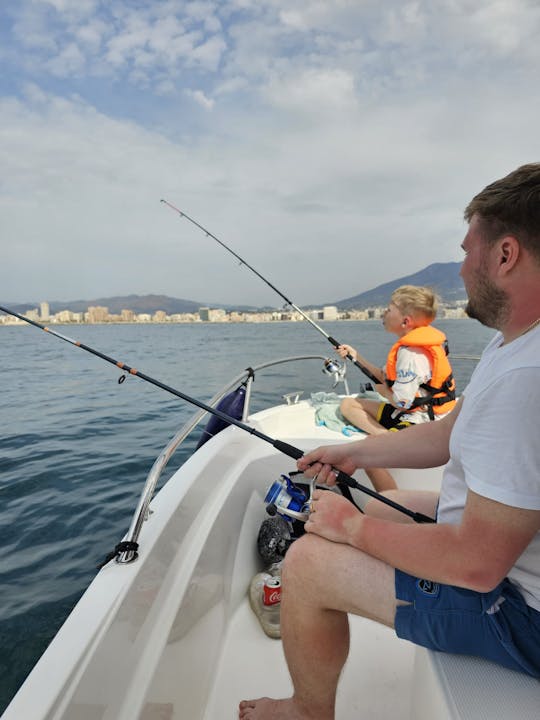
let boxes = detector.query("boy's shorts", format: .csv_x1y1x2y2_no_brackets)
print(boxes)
376,402,414,431
395,569,540,677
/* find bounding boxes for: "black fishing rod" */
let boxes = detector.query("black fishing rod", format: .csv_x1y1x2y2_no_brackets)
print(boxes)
0,304,434,524
160,199,380,385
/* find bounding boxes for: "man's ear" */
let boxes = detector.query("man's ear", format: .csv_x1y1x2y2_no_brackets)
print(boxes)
497,236,520,274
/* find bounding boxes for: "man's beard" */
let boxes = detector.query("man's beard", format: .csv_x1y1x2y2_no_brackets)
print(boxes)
465,272,509,329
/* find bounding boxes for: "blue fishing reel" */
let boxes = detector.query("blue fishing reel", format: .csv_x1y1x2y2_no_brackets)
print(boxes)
257,473,313,564
264,473,313,523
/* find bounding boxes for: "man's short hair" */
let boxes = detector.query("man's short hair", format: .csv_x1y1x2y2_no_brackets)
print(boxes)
464,163,540,263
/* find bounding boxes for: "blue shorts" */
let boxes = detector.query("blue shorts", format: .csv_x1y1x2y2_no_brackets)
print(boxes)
395,570,540,678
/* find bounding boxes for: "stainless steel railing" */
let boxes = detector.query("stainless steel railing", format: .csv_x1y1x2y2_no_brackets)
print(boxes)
118,354,348,563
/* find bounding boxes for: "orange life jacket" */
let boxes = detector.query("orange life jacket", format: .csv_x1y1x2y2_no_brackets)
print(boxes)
385,326,456,419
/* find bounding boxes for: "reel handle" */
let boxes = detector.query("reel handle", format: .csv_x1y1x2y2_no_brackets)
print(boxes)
271,440,436,524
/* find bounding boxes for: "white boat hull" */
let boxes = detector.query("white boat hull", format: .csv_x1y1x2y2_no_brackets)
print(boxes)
6,398,537,719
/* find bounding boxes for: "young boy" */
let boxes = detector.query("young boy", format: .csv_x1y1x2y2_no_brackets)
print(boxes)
338,285,456,490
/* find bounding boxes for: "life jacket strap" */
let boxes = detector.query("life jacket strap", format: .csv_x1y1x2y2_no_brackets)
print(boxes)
408,374,456,420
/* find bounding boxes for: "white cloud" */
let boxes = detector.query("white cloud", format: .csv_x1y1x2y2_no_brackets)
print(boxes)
105,20,152,68
215,75,249,96
189,34,227,71
8,0,540,98
45,41,86,76
74,18,108,52
466,0,540,55
186,88,215,109
279,1,371,33
263,68,357,114
278,10,309,31
185,1,220,24
36,0,98,17
155,79,177,96
2,1,540,306
21,82,49,104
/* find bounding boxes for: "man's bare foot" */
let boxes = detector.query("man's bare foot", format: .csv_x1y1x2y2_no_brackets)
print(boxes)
239,696,323,719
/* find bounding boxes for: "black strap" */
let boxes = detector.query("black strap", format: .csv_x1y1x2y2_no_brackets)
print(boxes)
337,480,365,514
291,470,365,515
97,540,139,569
243,366,255,383
409,374,456,412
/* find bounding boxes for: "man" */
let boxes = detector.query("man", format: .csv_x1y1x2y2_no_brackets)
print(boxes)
239,163,540,720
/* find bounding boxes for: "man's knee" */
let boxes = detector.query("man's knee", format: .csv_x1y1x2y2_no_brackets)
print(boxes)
283,533,325,585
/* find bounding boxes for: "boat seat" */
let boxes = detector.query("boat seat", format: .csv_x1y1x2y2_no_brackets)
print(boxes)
411,647,540,719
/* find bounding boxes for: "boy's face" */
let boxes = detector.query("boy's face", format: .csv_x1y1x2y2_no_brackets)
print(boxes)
382,302,406,335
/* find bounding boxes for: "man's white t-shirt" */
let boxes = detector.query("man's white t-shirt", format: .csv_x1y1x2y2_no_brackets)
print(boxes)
438,325,540,610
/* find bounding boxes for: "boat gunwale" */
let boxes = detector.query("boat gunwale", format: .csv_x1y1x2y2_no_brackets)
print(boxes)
120,354,347,562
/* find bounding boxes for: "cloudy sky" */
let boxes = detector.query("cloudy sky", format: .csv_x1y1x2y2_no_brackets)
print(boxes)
1,0,539,308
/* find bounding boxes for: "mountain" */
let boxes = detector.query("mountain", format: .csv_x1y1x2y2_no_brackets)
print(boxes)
49,294,204,315
2,262,465,316
333,262,465,310
3,294,261,316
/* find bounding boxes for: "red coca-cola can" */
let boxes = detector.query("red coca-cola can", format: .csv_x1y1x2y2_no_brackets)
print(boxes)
263,576,281,606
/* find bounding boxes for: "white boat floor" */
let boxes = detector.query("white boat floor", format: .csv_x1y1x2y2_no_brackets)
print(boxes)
204,597,415,720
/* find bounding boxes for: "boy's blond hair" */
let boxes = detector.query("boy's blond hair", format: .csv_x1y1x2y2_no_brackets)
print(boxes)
390,285,439,323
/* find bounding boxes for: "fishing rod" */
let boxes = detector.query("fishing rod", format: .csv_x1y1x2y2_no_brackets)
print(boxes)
0,304,434,524
160,199,380,385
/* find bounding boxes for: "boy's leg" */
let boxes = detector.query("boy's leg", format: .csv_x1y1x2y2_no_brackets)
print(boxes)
366,467,397,492
364,490,439,522
340,397,387,435
339,399,400,491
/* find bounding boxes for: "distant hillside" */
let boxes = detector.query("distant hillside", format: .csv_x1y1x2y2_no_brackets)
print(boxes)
3,294,261,316
334,262,465,309
2,262,465,317
49,294,204,315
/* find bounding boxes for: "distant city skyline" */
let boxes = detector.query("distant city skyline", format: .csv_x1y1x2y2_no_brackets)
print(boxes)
1,300,468,327
2,257,469,326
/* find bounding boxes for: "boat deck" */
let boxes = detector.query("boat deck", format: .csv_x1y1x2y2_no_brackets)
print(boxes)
206,599,416,719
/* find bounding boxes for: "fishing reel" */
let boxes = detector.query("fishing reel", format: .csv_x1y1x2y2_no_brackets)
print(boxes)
322,357,348,390
264,472,314,523
257,472,314,564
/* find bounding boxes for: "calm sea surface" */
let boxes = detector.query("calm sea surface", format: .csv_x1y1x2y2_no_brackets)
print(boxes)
0,318,494,712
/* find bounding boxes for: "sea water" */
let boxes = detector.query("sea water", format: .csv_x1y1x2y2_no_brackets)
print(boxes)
0,318,494,712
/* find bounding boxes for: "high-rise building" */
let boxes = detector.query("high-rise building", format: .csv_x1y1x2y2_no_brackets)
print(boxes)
153,311,167,323
40,302,50,321
87,306,109,323
25,308,40,321
322,306,338,321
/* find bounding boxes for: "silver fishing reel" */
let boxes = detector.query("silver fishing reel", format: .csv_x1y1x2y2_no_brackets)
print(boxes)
322,358,349,392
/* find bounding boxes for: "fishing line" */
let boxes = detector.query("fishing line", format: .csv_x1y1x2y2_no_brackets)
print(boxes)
0,304,434,524
160,199,380,385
